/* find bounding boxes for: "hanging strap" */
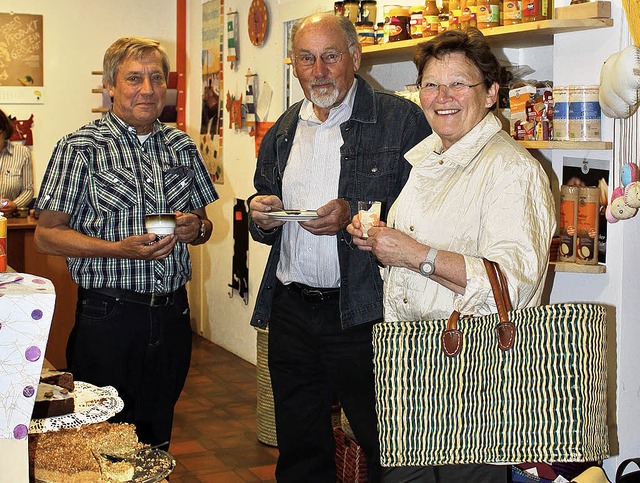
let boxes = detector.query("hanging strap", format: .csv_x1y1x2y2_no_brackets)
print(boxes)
441,259,516,357
616,458,640,482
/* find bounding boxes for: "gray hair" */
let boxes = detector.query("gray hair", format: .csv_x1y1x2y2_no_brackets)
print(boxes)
102,37,170,87
289,13,358,56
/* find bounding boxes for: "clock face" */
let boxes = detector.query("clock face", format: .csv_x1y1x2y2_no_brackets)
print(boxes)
248,0,268,46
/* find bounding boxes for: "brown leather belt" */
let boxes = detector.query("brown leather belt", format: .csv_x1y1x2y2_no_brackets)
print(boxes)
86,287,182,307
287,282,340,303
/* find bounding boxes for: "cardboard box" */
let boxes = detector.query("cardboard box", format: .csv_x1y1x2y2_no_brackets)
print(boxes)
555,1,611,20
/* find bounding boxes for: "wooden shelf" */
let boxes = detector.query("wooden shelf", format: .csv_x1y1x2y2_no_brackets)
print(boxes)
550,261,606,273
92,107,109,113
284,18,613,64
519,140,613,150
362,18,614,61
91,88,104,94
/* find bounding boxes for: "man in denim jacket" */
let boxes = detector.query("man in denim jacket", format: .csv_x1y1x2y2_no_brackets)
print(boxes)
248,13,429,482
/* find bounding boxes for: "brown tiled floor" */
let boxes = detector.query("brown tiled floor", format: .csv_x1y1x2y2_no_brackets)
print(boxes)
168,334,278,482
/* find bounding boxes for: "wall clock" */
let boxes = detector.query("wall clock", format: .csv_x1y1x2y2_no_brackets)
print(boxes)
248,0,268,46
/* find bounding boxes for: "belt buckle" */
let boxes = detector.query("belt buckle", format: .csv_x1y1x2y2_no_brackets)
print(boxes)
150,293,169,307
302,288,325,303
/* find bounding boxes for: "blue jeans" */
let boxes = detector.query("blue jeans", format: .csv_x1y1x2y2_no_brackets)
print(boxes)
268,282,381,482
67,286,192,448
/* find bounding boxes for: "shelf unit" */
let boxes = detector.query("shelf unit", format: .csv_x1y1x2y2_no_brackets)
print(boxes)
285,18,614,64
550,261,606,273
519,140,612,150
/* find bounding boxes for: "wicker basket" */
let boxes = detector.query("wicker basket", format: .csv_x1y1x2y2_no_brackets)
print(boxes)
255,327,278,447
334,426,368,483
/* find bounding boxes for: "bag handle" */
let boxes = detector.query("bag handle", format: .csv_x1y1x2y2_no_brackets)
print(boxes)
441,259,516,357
616,458,640,482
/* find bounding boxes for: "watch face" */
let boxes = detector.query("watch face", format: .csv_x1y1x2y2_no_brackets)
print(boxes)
420,261,435,277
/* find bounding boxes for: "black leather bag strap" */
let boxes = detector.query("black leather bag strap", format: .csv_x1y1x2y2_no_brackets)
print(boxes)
617,458,640,482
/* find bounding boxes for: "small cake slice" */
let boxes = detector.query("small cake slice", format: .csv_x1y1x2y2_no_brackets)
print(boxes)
32,382,75,419
40,368,75,392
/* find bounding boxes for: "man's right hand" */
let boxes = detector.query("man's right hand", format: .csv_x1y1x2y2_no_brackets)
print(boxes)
119,233,177,260
250,194,285,231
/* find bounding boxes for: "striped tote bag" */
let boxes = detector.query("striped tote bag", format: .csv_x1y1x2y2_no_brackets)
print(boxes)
373,260,609,466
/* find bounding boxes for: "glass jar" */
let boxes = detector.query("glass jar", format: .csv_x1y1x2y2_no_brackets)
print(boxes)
388,6,412,41
361,0,378,24
502,0,522,24
460,0,478,28
357,20,376,45
383,4,402,43
344,0,360,24
477,0,500,28
375,22,385,44
410,5,424,38
522,0,548,22
423,0,440,36
334,1,345,16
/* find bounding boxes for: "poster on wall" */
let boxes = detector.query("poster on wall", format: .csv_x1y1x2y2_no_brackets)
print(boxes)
200,0,224,184
0,13,44,104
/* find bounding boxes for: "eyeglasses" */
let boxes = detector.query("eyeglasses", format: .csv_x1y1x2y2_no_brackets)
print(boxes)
293,45,353,67
406,81,484,94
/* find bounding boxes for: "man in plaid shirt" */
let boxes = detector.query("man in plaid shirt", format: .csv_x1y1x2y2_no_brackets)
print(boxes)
35,37,217,448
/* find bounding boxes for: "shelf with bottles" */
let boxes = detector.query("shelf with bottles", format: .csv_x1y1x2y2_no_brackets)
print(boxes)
283,18,613,64
360,18,613,62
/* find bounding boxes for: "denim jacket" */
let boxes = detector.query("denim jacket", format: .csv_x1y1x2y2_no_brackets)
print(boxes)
248,75,431,330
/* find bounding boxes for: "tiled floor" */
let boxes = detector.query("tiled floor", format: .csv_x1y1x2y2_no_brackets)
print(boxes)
168,334,278,483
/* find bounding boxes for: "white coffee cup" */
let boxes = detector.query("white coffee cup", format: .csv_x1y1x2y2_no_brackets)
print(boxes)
145,213,176,238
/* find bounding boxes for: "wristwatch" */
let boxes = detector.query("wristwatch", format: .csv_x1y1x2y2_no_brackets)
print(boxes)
419,247,438,278
197,219,207,241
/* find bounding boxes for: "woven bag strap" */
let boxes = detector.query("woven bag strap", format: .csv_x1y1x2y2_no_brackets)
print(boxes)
441,259,516,357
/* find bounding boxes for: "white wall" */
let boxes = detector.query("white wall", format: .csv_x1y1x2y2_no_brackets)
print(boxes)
1,0,177,194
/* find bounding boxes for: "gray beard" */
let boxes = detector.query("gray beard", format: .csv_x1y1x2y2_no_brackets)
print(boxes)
309,83,339,109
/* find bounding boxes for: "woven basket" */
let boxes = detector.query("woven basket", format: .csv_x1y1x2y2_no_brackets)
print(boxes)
255,327,278,447
334,426,368,483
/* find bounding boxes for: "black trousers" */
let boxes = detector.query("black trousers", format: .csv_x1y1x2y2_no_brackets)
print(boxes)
268,282,381,483
67,286,192,449
382,464,511,483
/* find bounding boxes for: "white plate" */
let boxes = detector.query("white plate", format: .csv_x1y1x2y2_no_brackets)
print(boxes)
29,381,124,434
265,210,319,221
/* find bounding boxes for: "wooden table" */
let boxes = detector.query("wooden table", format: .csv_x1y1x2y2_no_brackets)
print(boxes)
7,217,77,369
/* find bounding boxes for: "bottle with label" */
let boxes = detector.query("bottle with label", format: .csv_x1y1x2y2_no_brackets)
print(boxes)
576,186,600,265
0,213,6,273
477,0,500,28
410,5,424,38
502,0,522,23
461,0,478,28
558,185,579,262
449,0,462,30
521,0,547,22
423,0,440,36
438,0,450,33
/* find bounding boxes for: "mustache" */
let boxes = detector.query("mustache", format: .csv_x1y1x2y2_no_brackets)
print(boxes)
310,79,337,89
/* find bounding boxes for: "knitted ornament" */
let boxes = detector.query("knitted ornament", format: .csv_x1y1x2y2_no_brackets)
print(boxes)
610,186,638,220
